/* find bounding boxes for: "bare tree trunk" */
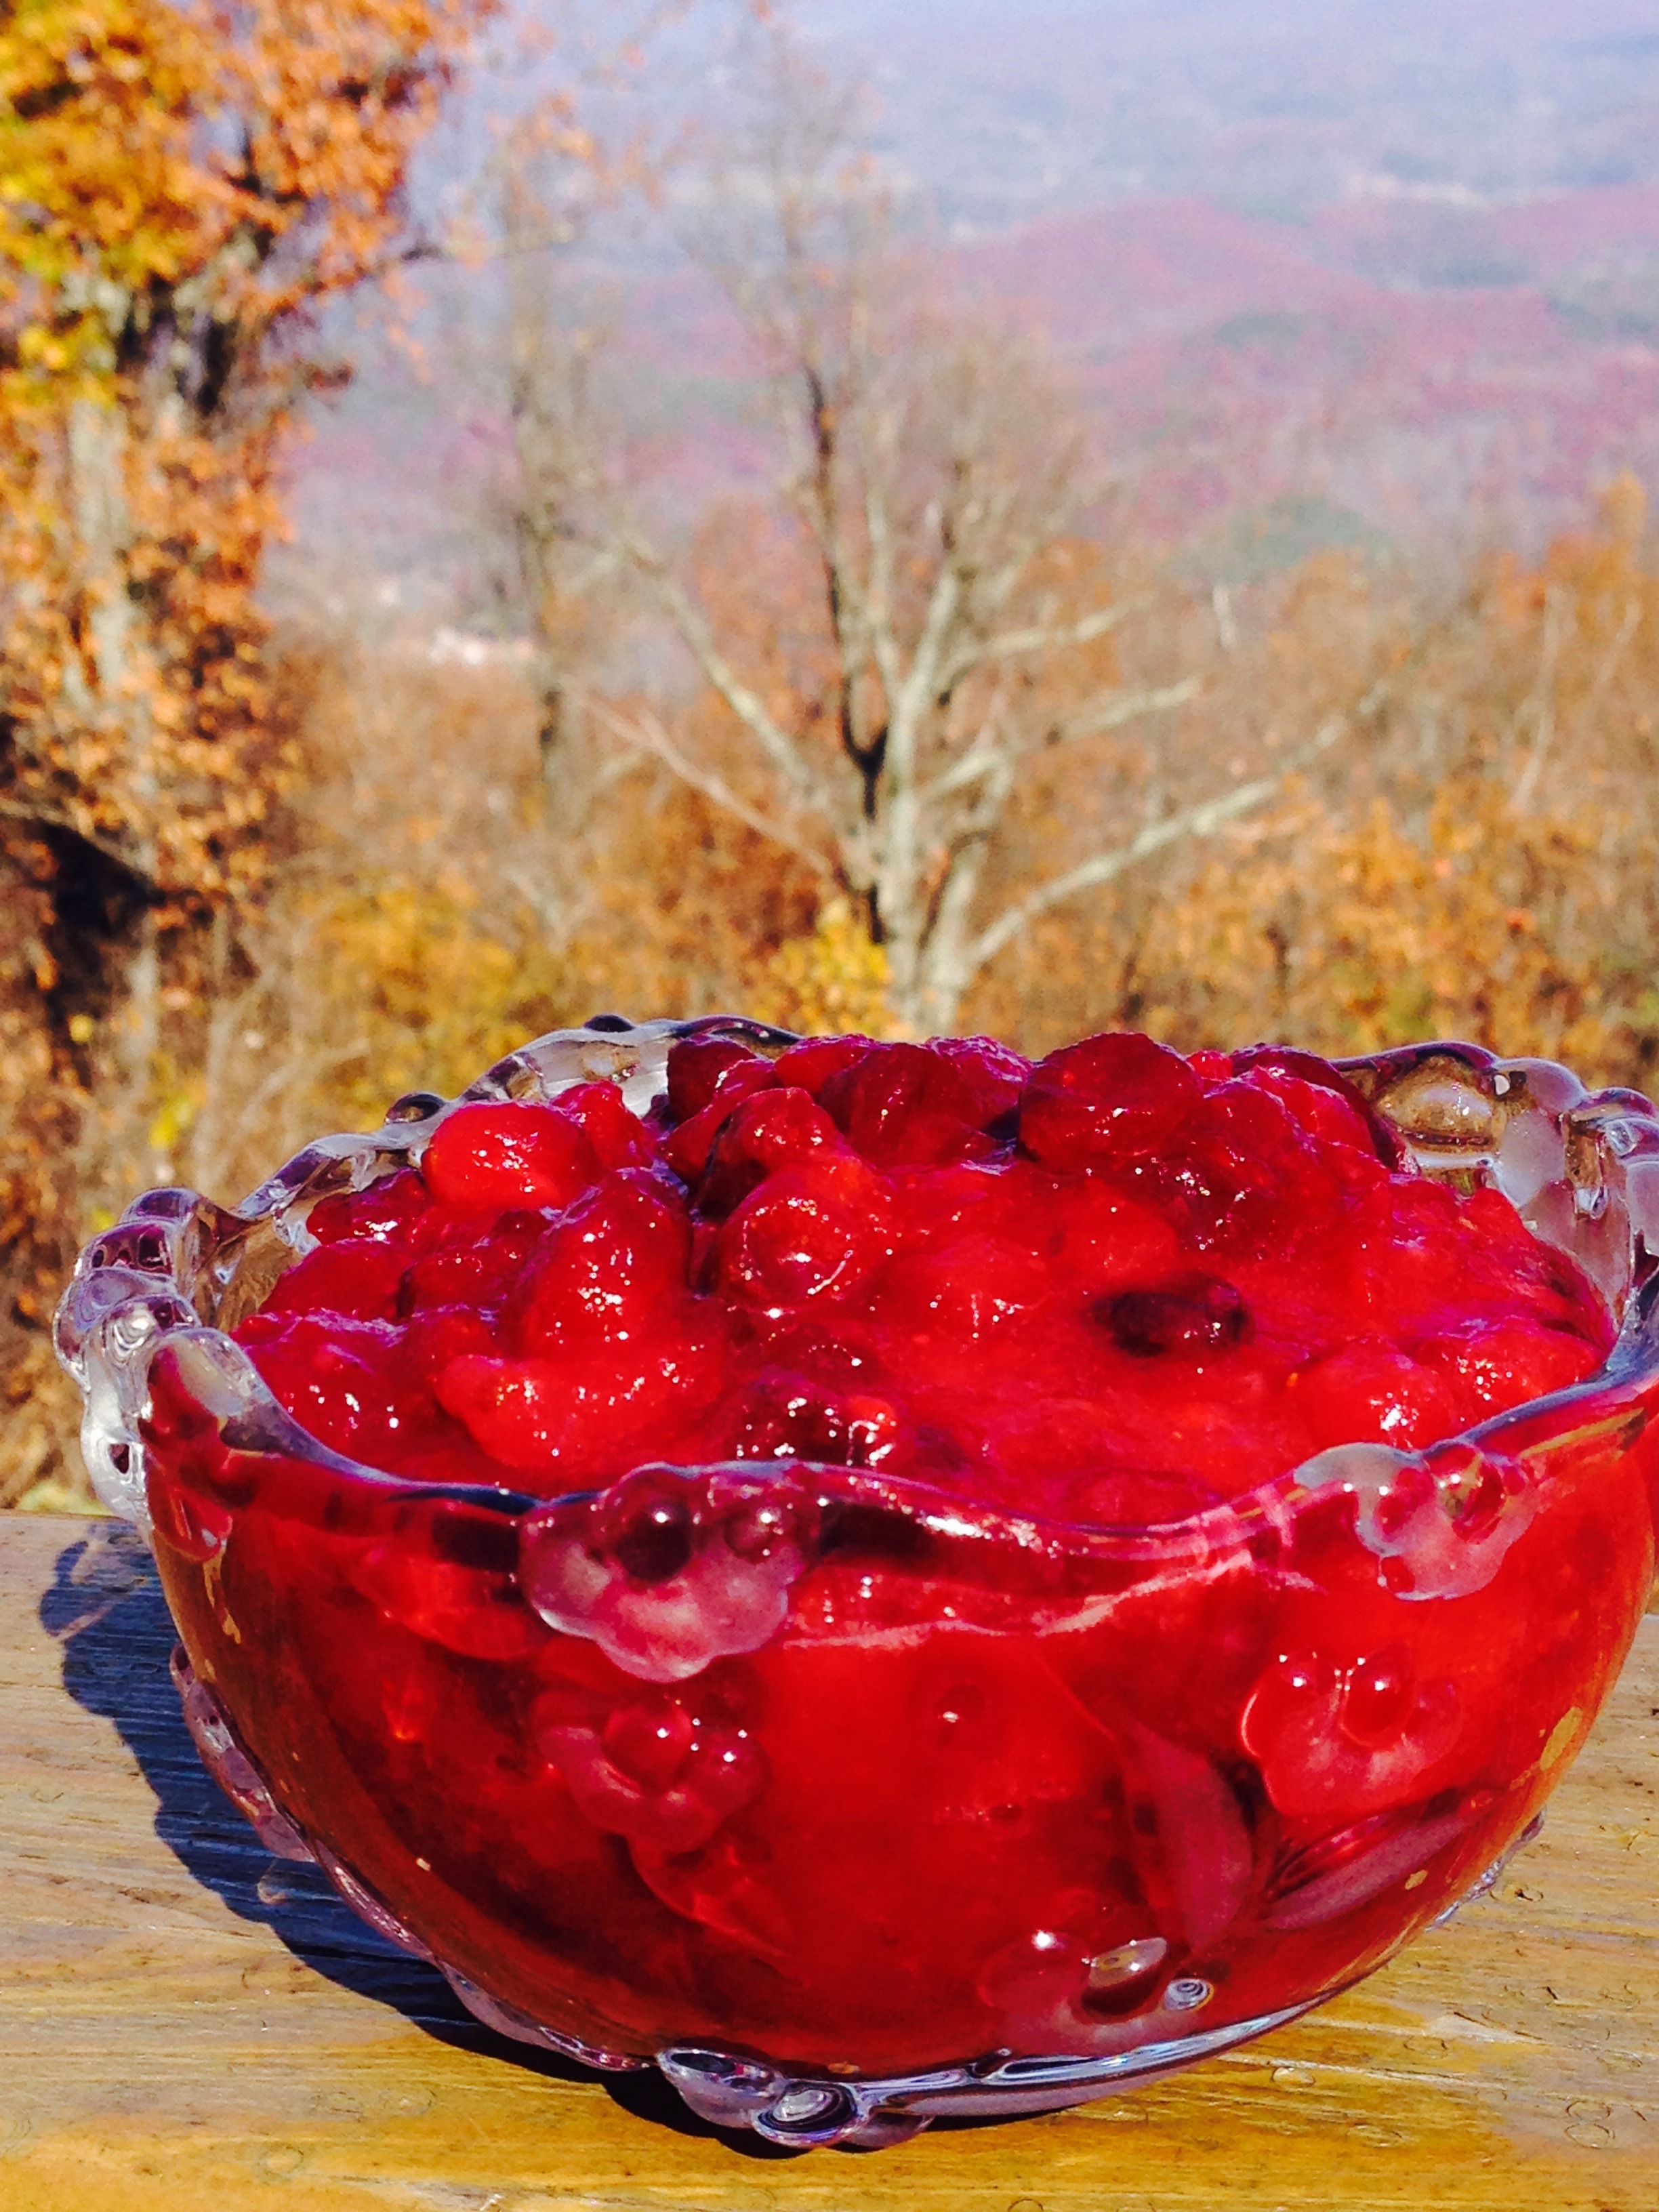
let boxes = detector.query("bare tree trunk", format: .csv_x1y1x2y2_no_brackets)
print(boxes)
65,397,166,1197
537,669,567,786
533,652,587,834
65,398,159,857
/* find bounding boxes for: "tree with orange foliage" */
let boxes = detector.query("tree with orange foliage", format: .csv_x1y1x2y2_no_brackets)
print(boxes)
0,0,493,1499
0,0,493,1042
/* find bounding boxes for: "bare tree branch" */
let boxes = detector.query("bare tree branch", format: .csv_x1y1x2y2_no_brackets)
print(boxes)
619,531,831,816
933,596,1150,697
593,701,836,881
924,678,1204,804
1513,592,1639,816
962,714,1349,983
888,558,964,773
0,796,161,893
1042,672,1206,751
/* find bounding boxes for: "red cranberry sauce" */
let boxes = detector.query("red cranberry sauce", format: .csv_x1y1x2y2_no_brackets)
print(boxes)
236,1033,1613,1523
155,1030,1654,2076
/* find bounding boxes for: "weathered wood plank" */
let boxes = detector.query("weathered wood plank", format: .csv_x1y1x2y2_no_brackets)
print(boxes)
0,1514,1656,2211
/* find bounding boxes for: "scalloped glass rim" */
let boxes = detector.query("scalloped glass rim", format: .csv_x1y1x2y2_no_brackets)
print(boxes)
53,1015,1659,1540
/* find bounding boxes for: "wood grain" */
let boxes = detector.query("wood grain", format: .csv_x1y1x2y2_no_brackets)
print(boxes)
0,1513,1656,2211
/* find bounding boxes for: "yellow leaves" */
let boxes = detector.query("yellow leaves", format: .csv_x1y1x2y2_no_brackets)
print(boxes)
747,896,898,1038
147,1067,202,1155
314,880,572,1127
0,0,216,364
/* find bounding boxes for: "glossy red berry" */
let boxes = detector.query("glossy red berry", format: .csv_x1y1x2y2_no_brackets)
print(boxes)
1019,1033,1202,1169
715,1156,895,1308
695,1086,840,1217
505,1172,693,1349
260,1239,408,1323
306,1167,431,1247
664,1037,771,1122
555,1082,660,1170
768,1033,876,1097
819,1042,1000,1168
423,1102,599,1212
1101,1273,1251,1358
1290,1340,1460,1453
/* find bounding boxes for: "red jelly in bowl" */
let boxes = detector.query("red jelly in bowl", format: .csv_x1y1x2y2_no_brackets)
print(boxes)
55,1022,1659,2148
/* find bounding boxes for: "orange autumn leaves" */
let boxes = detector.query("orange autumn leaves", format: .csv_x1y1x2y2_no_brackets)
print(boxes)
0,0,494,1504
0,0,486,369
0,0,493,920
1152,776,1627,1070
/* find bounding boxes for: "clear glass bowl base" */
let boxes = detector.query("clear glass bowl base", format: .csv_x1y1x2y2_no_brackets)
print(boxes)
176,1635,1334,2147
173,1634,1547,2146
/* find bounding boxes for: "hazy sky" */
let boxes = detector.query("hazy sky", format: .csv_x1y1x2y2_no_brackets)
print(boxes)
787,0,1659,225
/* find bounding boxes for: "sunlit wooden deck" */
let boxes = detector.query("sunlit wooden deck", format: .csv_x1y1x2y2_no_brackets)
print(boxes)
0,1513,1655,2211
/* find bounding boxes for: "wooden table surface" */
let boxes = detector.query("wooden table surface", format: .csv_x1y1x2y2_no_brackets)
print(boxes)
1,1515,1657,2211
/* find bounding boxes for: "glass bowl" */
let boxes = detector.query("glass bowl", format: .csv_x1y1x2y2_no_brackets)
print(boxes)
54,1020,1659,2150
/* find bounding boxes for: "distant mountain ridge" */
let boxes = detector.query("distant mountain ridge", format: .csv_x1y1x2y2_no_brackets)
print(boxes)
800,0,1659,227
274,3,1659,616
960,182,1659,548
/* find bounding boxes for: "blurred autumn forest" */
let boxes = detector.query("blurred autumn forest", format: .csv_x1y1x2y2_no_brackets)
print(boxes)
4,1,1659,1507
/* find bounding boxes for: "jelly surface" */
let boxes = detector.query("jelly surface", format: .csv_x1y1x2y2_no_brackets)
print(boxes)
134,1029,1658,2081
235,1034,1614,1520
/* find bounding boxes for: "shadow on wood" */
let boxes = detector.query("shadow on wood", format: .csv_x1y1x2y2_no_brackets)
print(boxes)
40,1525,808,2158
